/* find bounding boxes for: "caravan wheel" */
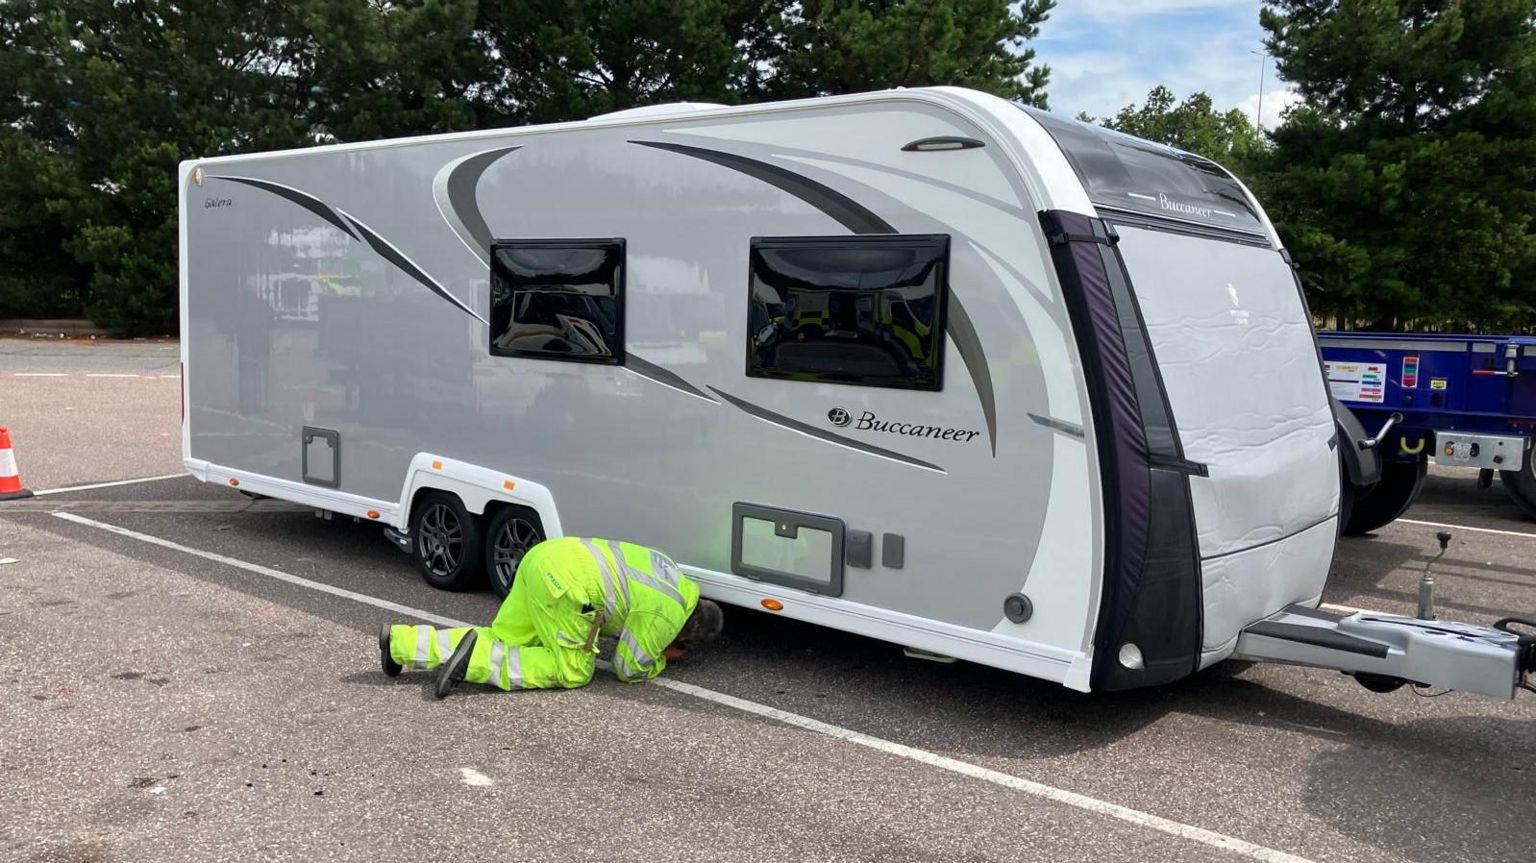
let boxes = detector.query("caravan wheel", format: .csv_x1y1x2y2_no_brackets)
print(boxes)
484,506,544,598
1342,459,1428,536
411,492,485,591
1500,458,1536,520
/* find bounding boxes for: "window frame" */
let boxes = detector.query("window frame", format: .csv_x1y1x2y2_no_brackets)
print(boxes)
745,233,951,392
488,237,626,366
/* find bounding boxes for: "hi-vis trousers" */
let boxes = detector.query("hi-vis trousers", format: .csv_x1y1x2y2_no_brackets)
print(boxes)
388,553,599,690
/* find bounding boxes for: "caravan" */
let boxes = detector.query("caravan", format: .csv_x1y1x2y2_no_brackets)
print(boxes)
180,87,1533,696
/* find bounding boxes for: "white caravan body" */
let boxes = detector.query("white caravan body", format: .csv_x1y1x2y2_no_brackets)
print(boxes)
179,87,1339,692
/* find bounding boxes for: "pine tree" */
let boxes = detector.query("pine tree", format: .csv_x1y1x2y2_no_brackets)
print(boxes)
1259,0,1536,330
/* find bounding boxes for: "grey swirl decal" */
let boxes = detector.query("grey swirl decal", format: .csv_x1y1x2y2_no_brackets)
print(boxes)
336,208,488,325
1028,413,1085,439
708,387,944,474
433,145,522,266
211,176,358,240
625,355,717,403
633,140,897,234
944,293,998,456
634,139,998,456
214,175,485,325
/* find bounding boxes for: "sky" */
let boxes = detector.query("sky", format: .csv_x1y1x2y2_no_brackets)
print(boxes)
1031,0,1304,130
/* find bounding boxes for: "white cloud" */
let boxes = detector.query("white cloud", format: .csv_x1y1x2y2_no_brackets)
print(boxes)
1032,2,1289,125
1060,0,1256,24
1236,88,1304,130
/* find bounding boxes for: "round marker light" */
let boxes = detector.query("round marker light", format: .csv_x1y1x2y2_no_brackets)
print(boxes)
1118,642,1145,671
366,510,380,519
761,599,783,612
229,478,239,487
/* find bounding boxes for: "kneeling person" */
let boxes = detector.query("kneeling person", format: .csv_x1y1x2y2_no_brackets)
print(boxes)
379,537,723,697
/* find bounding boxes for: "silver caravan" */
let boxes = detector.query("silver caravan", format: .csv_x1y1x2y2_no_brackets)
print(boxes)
180,87,1534,696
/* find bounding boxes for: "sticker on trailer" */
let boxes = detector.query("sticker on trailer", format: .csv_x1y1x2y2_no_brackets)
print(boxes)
1322,360,1387,403
1402,355,1419,388
1430,377,1448,390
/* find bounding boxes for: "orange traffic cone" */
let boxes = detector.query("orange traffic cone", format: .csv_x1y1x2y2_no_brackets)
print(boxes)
0,427,33,500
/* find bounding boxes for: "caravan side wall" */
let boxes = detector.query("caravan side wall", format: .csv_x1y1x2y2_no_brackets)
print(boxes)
181,91,1109,687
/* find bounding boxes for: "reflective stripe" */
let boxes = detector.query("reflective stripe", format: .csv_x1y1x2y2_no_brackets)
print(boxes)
614,649,643,682
414,626,432,669
583,538,623,617
505,646,524,689
435,631,452,663
617,552,686,611
649,550,680,587
620,630,656,673
608,540,684,608
487,639,505,688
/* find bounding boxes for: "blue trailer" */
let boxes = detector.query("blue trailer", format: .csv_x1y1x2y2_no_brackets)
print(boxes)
1318,332,1536,534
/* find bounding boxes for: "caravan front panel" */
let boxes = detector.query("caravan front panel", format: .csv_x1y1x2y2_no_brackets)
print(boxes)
1024,106,1339,679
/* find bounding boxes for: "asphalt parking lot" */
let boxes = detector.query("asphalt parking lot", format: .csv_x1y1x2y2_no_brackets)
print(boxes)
2,340,1534,863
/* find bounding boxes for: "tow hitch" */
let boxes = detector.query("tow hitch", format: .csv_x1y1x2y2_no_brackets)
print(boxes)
1235,531,1536,698
1494,617,1536,695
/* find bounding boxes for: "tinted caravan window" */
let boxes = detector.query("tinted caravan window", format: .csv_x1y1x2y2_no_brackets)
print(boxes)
1019,106,1266,239
490,239,624,364
747,235,949,391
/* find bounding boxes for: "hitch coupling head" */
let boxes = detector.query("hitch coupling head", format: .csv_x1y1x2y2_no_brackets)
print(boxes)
1493,618,1536,688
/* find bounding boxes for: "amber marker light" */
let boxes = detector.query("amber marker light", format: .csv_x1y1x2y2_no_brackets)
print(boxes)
761,598,783,612
431,460,443,470
366,510,380,519
229,478,239,487
503,480,516,491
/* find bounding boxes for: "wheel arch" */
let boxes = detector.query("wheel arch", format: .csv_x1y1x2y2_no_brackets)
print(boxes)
395,453,564,539
1332,398,1383,488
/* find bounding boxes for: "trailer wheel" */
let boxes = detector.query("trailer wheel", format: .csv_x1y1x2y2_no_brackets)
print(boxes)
1337,456,1357,535
1342,459,1428,536
1499,458,1536,520
484,506,544,598
411,492,484,591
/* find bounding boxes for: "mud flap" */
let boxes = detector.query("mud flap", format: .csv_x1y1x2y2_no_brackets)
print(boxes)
1234,605,1523,698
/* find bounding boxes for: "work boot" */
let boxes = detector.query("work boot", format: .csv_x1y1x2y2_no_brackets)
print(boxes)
380,623,402,678
435,630,476,699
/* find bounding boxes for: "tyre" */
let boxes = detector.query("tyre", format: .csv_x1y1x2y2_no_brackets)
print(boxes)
483,506,545,598
1500,456,1536,520
411,492,484,590
1342,459,1428,536
1337,455,1359,535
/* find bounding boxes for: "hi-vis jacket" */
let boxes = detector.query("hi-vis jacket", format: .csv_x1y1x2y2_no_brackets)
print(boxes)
388,537,699,690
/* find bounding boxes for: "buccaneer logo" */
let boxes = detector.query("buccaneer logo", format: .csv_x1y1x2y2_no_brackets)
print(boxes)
827,407,980,443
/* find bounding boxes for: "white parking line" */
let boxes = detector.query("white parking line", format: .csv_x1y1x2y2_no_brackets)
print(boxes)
52,510,1314,863
34,473,187,496
1320,602,1391,616
1397,517,1536,540
9,371,179,379
52,511,468,625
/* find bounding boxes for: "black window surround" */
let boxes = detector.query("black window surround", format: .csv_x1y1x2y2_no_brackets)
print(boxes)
746,234,950,392
489,238,625,365
1019,105,1269,242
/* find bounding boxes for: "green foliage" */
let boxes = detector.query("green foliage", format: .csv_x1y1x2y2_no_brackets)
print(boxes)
1091,85,1267,171
1258,0,1536,330
470,0,753,123
0,0,1054,334
767,0,1055,105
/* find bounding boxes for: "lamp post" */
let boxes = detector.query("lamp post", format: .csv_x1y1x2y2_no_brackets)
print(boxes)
1250,49,1267,131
